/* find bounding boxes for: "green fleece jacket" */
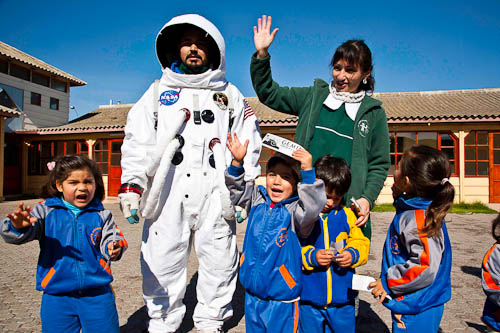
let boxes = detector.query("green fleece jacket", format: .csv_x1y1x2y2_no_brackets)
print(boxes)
250,54,390,238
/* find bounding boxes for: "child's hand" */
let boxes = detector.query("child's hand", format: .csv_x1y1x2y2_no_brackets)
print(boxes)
227,133,249,167
335,250,353,268
107,241,122,261
6,202,37,229
369,279,388,303
315,249,334,267
292,149,312,171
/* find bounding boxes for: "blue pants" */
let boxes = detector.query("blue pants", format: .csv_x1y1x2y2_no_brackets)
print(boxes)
391,305,444,333
299,301,355,333
40,286,119,333
244,291,299,332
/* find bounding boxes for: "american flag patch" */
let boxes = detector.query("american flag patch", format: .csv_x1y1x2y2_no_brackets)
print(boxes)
243,99,255,120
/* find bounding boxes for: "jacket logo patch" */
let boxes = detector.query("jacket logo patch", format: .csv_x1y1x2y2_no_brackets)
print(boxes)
358,120,369,137
275,227,288,247
159,90,181,106
90,227,102,246
390,234,400,254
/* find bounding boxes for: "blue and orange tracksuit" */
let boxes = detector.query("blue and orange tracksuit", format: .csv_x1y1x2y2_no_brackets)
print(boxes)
225,165,326,332
380,196,451,332
299,206,369,333
481,241,500,331
0,196,127,333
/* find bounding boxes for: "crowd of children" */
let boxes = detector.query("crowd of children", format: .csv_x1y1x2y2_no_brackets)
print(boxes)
1,147,499,332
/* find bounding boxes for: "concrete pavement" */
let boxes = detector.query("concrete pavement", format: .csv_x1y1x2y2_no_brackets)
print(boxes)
0,198,497,332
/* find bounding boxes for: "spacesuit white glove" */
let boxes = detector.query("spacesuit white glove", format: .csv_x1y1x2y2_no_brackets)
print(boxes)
119,192,140,224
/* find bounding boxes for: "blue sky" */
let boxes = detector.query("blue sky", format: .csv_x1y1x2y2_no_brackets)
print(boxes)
1,0,499,120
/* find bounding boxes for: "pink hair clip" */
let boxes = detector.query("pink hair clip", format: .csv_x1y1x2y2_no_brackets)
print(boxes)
47,161,56,171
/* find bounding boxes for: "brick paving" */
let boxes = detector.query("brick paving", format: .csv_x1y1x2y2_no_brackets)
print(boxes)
0,198,497,332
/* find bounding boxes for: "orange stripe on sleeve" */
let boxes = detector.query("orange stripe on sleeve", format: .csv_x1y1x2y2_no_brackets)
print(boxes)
41,267,56,289
240,253,245,267
483,244,500,290
279,264,297,289
100,258,112,275
388,210,430,288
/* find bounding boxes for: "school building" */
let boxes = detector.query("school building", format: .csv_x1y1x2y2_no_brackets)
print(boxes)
7,88,499,205
0,41,86,200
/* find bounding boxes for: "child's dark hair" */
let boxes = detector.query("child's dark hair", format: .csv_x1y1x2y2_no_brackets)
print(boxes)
267,153,301,184
314,155,351,196
330,40,374,92
492,213,500,242
400,145,455,238
41,155,105,201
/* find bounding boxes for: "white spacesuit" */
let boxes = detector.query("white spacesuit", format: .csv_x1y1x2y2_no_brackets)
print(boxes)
119,14,262,333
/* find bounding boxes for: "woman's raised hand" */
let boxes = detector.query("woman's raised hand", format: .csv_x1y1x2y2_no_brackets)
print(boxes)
254,15,279,59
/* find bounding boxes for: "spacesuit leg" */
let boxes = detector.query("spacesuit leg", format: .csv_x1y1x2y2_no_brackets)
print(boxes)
141,212,192,333
192,191,239,330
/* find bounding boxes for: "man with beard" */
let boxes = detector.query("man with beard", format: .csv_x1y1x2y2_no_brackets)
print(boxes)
119,14,262,333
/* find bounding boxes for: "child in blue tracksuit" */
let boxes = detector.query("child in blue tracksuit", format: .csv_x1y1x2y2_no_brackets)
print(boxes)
0,155,127,333
299,155,370,333
481,213,500,332
370,145,454,332
225,133,326,332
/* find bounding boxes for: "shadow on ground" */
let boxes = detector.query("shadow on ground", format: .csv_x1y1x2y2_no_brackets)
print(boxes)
356,300,389,332
461,265,482,278
120,272,245,333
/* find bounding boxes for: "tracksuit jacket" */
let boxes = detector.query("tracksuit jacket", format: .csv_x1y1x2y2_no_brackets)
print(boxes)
0,197,127,294
380,196,452,315
225,166,326,301
482,242,500,331
300,206,370,306
250,54,390,239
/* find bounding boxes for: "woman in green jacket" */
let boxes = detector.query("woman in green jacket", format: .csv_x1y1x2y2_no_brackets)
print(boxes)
251,15,390,238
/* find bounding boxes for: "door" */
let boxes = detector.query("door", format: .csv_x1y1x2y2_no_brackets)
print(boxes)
3,134,21,195
107,139,123,196
489,133,500,203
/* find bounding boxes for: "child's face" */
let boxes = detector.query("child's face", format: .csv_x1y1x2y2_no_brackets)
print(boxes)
322,187,343,213
392,161,411,198
56,168,96,208
266,162,297,204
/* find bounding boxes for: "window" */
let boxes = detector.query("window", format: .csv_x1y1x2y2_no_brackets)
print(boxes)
10,63,30,81
51,78,67,92
465,131,489,176
28,140,89,175
390,131,458,175
93,140,109,174
50,97,59,110
0,59,7,74
31,92,41,106
32,72,50,87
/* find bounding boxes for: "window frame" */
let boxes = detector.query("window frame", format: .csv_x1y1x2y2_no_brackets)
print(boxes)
28,140,89,175
389,131,458,176
464,131,490,177
9,63,30,81
93,140,109,175
49,97,59,110
30,92,41,106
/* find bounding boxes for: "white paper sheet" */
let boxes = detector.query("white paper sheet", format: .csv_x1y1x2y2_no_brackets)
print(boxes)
262,133,304,157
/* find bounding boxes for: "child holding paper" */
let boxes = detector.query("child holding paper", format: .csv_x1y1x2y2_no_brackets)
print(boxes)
225,133,326,332
369,145,454,332
299,155,370,333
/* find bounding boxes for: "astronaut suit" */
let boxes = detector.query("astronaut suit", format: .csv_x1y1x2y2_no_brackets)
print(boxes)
119,14,262,333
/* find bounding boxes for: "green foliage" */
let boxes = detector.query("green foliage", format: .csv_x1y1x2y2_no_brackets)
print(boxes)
371,201,497,214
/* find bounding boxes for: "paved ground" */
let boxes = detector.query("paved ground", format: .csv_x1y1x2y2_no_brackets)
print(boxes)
0,198,498,332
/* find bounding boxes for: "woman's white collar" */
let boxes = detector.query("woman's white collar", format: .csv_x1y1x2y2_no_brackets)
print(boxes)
323,82,365,121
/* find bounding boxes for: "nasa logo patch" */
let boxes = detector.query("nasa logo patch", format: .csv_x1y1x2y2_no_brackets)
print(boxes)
390,234,400,254
159,90,181,106
275,227,288,247
90,227,102,246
